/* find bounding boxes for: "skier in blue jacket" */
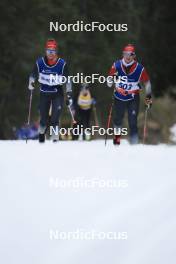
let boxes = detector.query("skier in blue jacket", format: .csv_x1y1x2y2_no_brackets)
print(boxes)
28,39,73,142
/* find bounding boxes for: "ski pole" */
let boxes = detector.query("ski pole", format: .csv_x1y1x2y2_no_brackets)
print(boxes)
143,104,150,144
26,90,33,143
105,94,114,146
68,105,77,125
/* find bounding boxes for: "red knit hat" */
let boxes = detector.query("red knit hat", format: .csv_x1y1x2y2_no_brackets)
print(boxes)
123,44,135,54
45,39,58,50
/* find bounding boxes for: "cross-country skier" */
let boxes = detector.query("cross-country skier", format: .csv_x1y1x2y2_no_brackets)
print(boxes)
107,44,152,145
73,84,95,140
72,83,97,140
28,38,73,142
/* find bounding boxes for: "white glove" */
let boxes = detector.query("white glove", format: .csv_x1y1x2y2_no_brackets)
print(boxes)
66,92,73,107
107,76,113,87
28,77,35,90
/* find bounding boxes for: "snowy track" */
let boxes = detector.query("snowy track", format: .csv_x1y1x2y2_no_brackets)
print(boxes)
0,140,176,264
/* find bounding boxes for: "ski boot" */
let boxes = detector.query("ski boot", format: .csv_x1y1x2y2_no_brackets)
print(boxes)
113,135,121,145
50,126,59,142
130,134,138,145
39,125,46,143
39,133,45,143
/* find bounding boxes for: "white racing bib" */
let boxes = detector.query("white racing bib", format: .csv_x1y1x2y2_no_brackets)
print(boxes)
115,76,139,91
38,73,64,86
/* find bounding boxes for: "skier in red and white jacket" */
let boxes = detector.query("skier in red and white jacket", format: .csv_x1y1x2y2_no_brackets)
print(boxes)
107,44,152,144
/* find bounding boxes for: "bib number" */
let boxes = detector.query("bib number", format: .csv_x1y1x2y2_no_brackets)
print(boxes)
118,82,132,90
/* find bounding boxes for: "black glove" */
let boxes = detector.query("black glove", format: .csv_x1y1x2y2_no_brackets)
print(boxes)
145,95,152,108
66,92,73,107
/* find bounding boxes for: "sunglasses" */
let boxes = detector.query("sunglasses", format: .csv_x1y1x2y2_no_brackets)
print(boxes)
46,49,57,55
123,52,135,56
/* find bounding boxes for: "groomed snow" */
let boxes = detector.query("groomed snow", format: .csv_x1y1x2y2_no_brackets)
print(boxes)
0,140,176,264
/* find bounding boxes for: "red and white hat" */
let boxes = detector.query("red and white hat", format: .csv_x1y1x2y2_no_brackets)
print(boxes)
123,44,135,54
45,39,58,50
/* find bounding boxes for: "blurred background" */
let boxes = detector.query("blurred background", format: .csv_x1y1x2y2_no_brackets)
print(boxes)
0,0,175,143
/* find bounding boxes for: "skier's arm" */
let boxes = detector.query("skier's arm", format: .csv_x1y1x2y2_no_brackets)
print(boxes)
140,68,152,107
28,63,38,90
63,63,73,106
144,80,152,97
63,63,72,94
107,63,118,87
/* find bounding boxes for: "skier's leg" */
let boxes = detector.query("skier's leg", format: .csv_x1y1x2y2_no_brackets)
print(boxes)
78,109,85,140
39,93,51,142
86,109,91,127
127,95,140,144
50,95,64,141
72,109,79,140
84,109,91,140
113,98,126,144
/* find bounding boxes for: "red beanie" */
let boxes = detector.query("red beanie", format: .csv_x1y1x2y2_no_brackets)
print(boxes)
123,44,135,53
45,39,58,50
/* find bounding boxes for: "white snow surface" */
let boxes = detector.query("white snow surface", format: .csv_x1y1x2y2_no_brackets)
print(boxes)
0,140,176,264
